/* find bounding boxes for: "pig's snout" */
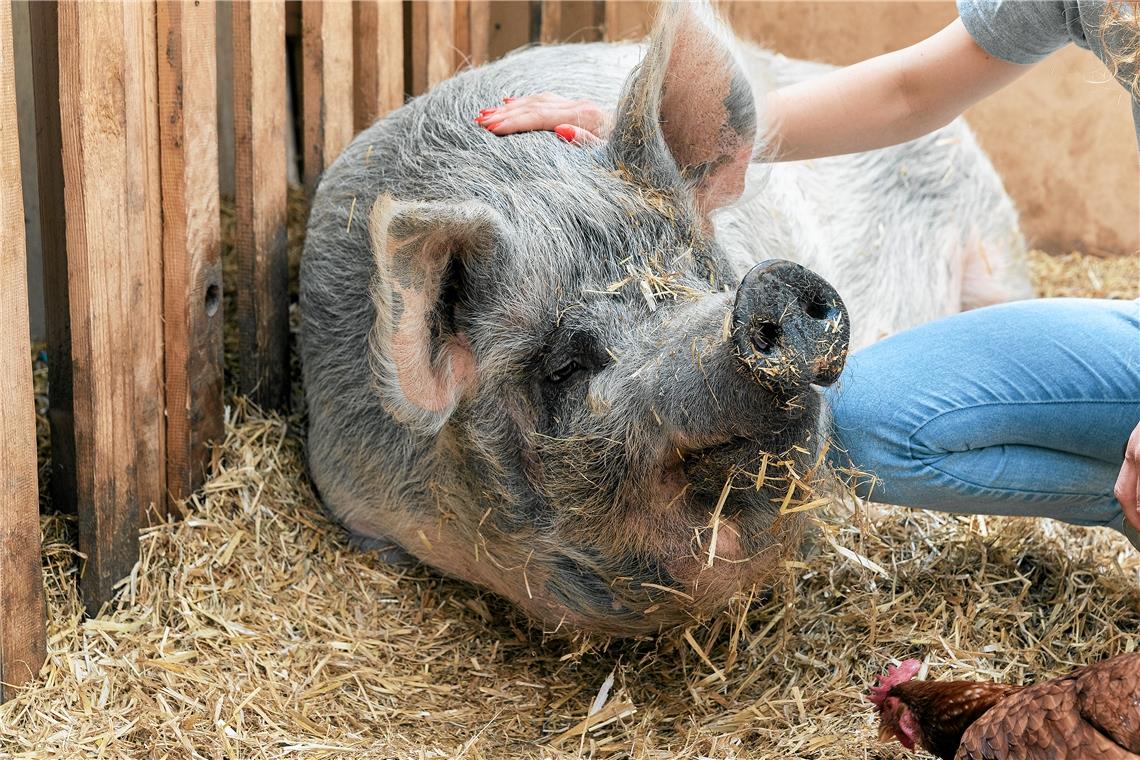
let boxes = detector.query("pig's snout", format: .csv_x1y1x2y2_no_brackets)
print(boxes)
732,260,850,389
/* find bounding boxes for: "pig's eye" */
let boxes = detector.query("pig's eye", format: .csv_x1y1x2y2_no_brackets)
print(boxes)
547,359,585,385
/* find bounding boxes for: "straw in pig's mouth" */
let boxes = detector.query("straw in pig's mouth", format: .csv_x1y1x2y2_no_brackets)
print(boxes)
668,434,826,522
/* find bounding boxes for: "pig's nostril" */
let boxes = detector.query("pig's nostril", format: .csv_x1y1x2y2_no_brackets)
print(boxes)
750,321,780,354
800,289,838,321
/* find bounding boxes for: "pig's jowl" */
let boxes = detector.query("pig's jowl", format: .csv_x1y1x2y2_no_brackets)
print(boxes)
300,3,1030,635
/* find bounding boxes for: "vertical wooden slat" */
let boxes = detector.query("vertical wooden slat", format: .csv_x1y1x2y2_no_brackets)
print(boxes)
410,1,426,94
158,0,224,509
52,1,143,613
233,0,289,411
600,0,618,41
467,0,490,66
411,0,455,96
453,0,470,67
488,2,530,60
453,0,490,69
122,0,166,525
0,0,46,700
301,0,353,198
599,1,649,42
538,0,562,44
353,0,404,132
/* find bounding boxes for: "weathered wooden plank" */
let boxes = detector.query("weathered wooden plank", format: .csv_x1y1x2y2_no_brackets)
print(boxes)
467,0,490,66
0,0,46,701
601,0,618,41
410,0,427,94
353,0,404,132
488,1,530,59
158,0,224,509
122,0,166,525
539,0,562,43
600,0,649,41
233,0,289,410
453,0,470,67
429,1,457,84
560,1,604,43
301,0,353,198
53,1,143,613
411,0,456,95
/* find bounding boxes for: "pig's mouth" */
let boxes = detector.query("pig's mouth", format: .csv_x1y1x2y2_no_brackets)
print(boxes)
663,427,823,524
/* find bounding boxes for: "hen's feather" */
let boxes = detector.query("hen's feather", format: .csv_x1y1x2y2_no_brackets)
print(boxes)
889,680,1020,760
953,651,1140,756
1075,651,1140,753
958,673,1138,759
872,652,1140,760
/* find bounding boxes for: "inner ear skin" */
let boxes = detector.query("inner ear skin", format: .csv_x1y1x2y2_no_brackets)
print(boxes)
610,5,756,219
386,232,476,415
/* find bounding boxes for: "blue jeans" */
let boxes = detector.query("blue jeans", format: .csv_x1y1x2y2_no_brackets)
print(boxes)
824,298,1140,535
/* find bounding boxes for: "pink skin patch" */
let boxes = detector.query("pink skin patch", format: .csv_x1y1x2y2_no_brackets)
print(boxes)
387,235,476,414
868,659,923,708
869,659,924,750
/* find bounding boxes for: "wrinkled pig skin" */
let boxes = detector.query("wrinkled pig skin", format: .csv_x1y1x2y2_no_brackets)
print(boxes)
300,3,1029,635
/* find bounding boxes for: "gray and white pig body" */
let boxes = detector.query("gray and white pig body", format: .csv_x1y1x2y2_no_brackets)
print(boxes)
301,5,1027,636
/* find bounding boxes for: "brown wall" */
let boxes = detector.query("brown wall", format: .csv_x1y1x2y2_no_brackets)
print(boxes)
507,1,1139,256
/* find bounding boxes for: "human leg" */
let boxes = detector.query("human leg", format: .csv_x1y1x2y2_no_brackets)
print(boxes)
824,298,1140,533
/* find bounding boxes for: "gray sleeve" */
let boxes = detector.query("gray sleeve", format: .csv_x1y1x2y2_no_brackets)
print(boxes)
956,0,1076,64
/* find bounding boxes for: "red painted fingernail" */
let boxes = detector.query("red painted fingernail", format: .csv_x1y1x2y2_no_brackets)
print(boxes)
479,108,496,115
554,125,576,142
503,96,515,103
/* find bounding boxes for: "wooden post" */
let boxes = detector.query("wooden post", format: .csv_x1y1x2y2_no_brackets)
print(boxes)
123,0,166,525
466,0,490,66
34,1,165,613
410,0,455,96
301,0,353,199
0,0,46,700
538,0,561,44
453,0,470,68
353,0,404,132
158,0,224,508
454,0,491,69
232,0,290,410
600,0,618,41
599,1,648,42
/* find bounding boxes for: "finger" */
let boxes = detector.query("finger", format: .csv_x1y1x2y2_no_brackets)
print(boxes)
554,124,601,146
494,93,559,112
484,107,592,135
1117,466,1139,531
474,98,535,124
1117,442,1140,531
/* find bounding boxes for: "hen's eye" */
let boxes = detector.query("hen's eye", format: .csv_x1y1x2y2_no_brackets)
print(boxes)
548,360,584,384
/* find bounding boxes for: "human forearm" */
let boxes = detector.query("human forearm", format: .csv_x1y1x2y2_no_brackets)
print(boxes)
475,20,1030,162
765,19,1028,161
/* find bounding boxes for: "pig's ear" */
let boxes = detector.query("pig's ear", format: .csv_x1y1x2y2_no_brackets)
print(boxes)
366,195,503,434
608,2,756,216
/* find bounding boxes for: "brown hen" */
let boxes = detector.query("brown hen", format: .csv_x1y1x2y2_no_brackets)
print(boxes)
868,652,1140,759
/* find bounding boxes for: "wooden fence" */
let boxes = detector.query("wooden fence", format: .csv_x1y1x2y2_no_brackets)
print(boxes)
0,0,628,705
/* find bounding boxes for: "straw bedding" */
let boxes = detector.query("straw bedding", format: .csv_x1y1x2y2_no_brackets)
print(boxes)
3,208,1137,758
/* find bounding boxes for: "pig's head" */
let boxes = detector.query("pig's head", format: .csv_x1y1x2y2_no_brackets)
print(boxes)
359,3,849,635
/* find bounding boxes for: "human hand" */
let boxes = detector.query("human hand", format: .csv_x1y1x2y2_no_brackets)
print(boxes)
474,94,609,145
1115,421,1140,533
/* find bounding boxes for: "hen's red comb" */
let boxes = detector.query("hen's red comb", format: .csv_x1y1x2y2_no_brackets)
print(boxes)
868,659,923,709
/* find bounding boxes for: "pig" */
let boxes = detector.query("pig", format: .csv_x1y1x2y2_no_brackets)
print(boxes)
300,2,1029,636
